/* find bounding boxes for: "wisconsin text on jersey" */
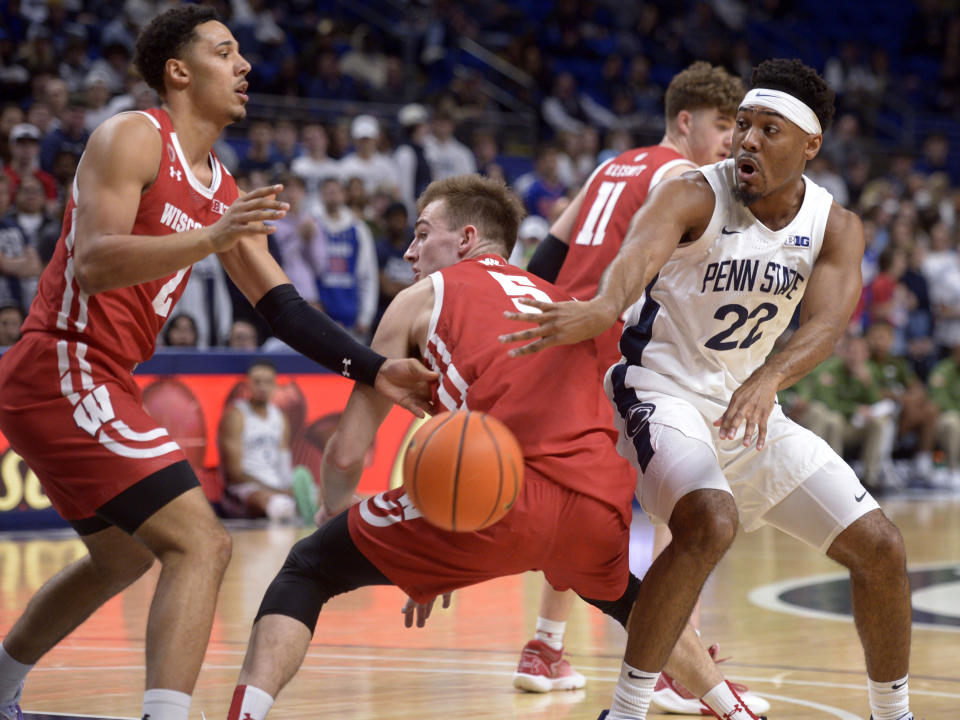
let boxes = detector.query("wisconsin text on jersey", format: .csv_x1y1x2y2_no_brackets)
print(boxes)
701,259,804,299
160,202,203,232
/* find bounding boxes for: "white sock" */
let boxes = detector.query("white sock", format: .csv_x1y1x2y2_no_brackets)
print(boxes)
868,674,911,720
702,681,754,718
0,643,32,705
607,662,657,719
141,688,190,720
227,684,275,720
534,617,566,650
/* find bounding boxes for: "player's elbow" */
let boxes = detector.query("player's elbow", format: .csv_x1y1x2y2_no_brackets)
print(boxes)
73,243,109,295
324,431,366,474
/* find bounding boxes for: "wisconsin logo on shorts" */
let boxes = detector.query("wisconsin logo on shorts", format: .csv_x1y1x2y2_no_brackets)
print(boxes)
626,402,656,438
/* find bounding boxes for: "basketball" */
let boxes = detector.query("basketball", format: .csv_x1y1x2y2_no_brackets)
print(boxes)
403,411,523,532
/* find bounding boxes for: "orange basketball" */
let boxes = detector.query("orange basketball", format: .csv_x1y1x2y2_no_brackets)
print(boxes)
403,410,524,532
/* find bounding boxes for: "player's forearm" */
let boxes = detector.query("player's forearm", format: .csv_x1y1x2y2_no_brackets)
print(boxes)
763,315,844,391
320,448,364,513
74,227,214,295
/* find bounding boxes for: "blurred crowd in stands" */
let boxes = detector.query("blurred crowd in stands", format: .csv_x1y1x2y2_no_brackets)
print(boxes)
1,0,960,490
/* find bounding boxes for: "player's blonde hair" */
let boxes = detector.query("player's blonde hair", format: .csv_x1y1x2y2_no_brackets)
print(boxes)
664,62,745,125
417,175,526,257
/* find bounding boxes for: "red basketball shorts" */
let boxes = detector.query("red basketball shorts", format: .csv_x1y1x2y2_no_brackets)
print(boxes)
347,470,630,604
0,333,188,520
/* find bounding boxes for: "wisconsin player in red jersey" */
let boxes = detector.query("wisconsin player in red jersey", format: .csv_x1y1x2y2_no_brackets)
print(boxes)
226,175,681,719
516,63,769,719
0,7,433,720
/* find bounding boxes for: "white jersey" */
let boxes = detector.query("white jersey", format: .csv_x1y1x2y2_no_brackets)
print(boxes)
621,158,834,401
236,400,288,491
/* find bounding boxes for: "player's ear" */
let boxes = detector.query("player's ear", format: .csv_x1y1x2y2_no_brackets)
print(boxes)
459,225,478,255
165,58,190,91
675,110,692,136
803,133,822,161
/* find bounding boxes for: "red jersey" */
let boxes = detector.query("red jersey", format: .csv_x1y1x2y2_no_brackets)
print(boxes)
554,145,693,370
21,108,239,372
424,254,634,521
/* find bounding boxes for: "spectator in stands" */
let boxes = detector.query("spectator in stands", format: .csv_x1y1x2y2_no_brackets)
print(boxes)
87,40,131,94
301,50,360,101
172,255,233,349
271,173,326,308
806,155,849,207
81,69,119,131
40,94,87,173
0,302,23,346
928,341,960,486
509,214,549,269
374,201,415,328
424,111,475,180
239,120,283,177
867,320,940,480
517,144,567,220
472,129,505,181
314,177,378,343
219,360,315,522
394,103,432,216
291,123,340,195
272,120,299,171
792,334,896,489
0,172,41,314
162,313,199,348
338,114,399,198
4,123,58,209
915,133,958,185
57,26,91,93
339,25,388,93
228,320,260,351
0,105,24,166
8,174,56,306
541,71,618,135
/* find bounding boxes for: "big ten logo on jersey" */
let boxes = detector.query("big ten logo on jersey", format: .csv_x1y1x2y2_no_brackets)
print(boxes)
487,270,552,313
0,446,51,512
784,234,810,248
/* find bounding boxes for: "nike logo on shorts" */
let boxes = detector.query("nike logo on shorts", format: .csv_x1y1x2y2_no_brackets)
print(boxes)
855,491,867,502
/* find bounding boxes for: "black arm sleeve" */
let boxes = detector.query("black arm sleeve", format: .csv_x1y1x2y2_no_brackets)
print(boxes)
255,284,386,386
525,233,569,282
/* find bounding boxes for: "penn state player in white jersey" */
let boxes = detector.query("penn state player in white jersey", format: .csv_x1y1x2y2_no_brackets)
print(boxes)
502,59,913,720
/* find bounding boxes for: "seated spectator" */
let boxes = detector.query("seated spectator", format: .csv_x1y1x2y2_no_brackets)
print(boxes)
790,334,897,489
271,173,326,306
218,360,316,522
541,71,618,135
162,313,198,348
4,123,58,210
228,319,260,350
867,320,940,480
301,50,360,101
423,111,476,180
0,105,25,166
290,123,340,195
172,254,232,348
338,114,399,198
238,120,283,177
517,144,568,219
472,129,504,180
374,201,415,328
272,119,299,170
0,303,23,346
928,342,960,487
8,174,56,307
0,172,42,313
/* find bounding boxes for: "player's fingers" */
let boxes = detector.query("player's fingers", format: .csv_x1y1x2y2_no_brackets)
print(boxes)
742,416,757,447
442,592,452,609
498,327,547,345
502,310,548,326
242,184,284,199
507,339,554,357
756,416,768,451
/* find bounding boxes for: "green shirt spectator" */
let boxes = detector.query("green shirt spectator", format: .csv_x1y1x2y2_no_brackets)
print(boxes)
928,353,960,412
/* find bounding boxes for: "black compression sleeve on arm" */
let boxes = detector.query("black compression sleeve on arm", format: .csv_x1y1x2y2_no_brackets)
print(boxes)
525,233,569,282
255,284,386,386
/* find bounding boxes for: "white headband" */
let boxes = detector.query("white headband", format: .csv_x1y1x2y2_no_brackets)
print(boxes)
740,88,822,135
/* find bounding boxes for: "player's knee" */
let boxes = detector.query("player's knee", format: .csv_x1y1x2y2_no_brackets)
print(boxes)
831,511,905,575
255,533,338,633
670,490,737,558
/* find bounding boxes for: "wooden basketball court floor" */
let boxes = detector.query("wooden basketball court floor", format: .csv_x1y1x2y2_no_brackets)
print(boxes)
1,493,957,720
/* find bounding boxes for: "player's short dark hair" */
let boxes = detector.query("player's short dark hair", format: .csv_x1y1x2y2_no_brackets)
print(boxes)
133,5,220,97
417,175,525,257
665,62,745,122
749,58,836,133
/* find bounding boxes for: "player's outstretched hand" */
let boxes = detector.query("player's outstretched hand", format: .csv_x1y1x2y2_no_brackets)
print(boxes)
498,296,619,357
714,369,780,450
375,358,438,417
402,592,453,628
208,184,290,252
